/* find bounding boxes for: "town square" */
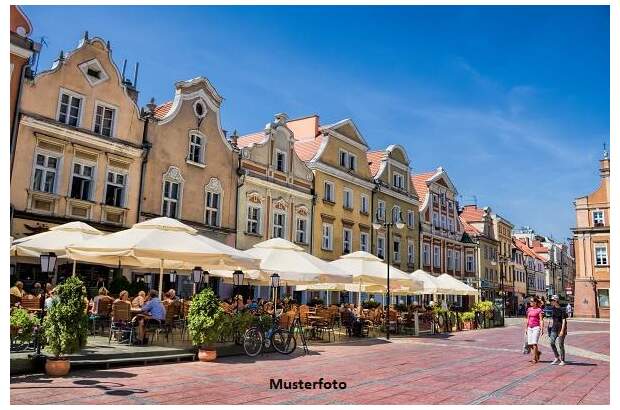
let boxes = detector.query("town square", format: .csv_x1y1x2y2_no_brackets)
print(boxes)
7,3,612,407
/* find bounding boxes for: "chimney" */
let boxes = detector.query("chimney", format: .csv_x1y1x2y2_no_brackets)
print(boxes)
230,129,239,148
145,97,157,116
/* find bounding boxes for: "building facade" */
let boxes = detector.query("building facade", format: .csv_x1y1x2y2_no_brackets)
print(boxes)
572,151,610,318
491,213,515,311
367,145,420,272
513,238,547,298
141,77,238,247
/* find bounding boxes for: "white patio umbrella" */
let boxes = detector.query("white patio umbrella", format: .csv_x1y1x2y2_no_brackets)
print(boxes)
409,269,451,295
66,217,260,298
436,274,479,296
240,238,352,285
11,221,104,258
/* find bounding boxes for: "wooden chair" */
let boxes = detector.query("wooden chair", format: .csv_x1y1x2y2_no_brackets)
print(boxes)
20,294,41,313
151,301,179,344
108,301,132,344
10,294,21,307
90,297,113,337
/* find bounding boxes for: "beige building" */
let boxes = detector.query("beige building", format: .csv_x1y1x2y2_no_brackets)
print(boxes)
572,151,610,318
141,77,238,247
367,145,420,273
10,34,145,281
491,212,515,311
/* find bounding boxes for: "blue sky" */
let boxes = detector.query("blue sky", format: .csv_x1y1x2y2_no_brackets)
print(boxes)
23,5,609,242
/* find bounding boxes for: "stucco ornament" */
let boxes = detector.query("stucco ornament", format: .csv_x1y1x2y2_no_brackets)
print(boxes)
273,198,288,211
205,177,223,194
163,166,184,183
264,113,289,135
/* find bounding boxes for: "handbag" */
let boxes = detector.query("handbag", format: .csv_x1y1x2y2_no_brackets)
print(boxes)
522,333,530,354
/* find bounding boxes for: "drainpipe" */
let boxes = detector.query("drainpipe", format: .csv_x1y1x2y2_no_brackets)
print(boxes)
136,108,153,224
235,147,244,249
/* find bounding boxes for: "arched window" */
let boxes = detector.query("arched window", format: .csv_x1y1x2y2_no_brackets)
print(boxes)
204,178,223,227
188,132,205,164
162,166,184,218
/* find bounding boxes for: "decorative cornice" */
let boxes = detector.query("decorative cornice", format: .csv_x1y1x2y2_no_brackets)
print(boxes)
307,162,375,190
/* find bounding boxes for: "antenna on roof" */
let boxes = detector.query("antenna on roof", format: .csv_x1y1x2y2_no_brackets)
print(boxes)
133,62,139,88
121,59,127,82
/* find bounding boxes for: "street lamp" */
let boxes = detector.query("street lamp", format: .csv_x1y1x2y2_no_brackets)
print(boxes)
271,273,280,320
192,266,203,295
372,207,405,340
35,252,57,359
144,273,152,289
233,270,245,311
40,252,57,277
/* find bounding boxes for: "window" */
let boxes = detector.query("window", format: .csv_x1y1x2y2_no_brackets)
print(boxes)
378,200,386,221
593,211,604,226
275,150,287,172
58,92,82,126
423,244,430,265
447,249,454,270
247,205,261,234
360,232,369,252
595,244,608,266
393,237,401,262
339,150,348,168
339,150,356,171
448,218,454,232
408,241,415,265
105,170,126,207
205,190,221,227
440,193,446,206
392,206,401,224
377,236,385,260
360,194,369,214
272,212,286,239
455,251,461,270
393,172,404,189
322,223,333,250
324,181,335,202
441,214,447,229
296,217,308,244
93,104,115,137
188,134,203,163
433,245,440,268
343,228,352,254
407,210,414,228
348,154,356,171
162,180,180,218
432,212,439,227
343,188,353,209
70,162,94,201
597,289,609,308
466,255,475,272
32,153,59,193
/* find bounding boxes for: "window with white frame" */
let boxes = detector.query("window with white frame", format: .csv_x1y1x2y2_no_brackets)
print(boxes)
447,249,454,270
466,254,475,272
392,205,401,224
423,243,430,265
455,250,461,270
105,170,126,207
272,211,286,239
188,133,204,163
324,181,335,202
32,152,60,193
162,180,181,218
322,223,333,250
448,218,454,232
247,205,261,234
392,172,404,189
393,237,401,262
433,245,441,268
296,217,308,244
440,193,446,206
70,162,94,201
377,236,385,260
360,194,369,214
343,228,352,254
57,91,82,126
275,149,287,172
441,214,447,229
407,240,415,265
343,188,353,209
432,212,439,227
595,244,608,266
360,232,369,252
597,289,609,308
593,210,605,226
407,210,414,228
339,150,356,171
93,103,115,137
348,153,357,171
377,200,386,221
205,190,221,227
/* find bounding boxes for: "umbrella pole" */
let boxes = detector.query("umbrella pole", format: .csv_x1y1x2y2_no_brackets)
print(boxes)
158,259,164,300
72,260,76,277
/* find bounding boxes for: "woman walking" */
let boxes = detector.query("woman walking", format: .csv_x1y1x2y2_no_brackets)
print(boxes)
524,296,545,363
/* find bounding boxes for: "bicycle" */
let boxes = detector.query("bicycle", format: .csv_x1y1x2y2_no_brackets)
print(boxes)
243,311,297,357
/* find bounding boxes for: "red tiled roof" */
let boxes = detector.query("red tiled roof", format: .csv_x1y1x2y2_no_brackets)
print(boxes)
293,136,323,162
153,101,173,120
411,171,437,201
513,238,545,261
460,216,481,236
236,132,267,148
366,150,385,177
460,205,485,222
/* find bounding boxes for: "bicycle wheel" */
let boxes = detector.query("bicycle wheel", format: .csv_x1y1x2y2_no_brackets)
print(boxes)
243,327,263,357
271,328,296,355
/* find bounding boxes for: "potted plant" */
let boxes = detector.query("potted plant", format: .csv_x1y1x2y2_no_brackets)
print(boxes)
187,288,225,362
461,311,475,330
42,276,89,376
10,308,39,348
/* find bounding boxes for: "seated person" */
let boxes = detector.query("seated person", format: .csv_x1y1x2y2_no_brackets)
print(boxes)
31,282,43,297
246,298,258,311
44,288,57,311
167,289,179,302
45,283,53,298
133,290,166,344
90,287,113,315
131,291,146,308
233,295,245,311
114,290,131,305
10,281,25,299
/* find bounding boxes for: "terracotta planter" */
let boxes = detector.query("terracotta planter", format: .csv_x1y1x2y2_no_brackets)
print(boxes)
45,357,70,377
462,321,473,331
197,347,217,362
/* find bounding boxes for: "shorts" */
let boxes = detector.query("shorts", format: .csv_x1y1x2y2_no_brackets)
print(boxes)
527,326,541,345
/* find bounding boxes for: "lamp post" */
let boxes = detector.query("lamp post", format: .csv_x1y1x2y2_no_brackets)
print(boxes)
233,270,245,311
169,270,177,294
372,208,405,340
192,266,203,296
144,273,152,291
35,253,57,359
270,273,280,321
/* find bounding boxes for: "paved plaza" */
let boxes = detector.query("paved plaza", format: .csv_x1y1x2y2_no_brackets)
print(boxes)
10,319,609,405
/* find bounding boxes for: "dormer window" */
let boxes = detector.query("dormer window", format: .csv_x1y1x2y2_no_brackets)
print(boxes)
593,210,605,227
339,149,356,171
393,172,405,189
78,59,109,86
275,150,287,172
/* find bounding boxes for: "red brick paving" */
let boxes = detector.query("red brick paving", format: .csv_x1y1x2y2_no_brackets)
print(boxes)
10,321,609,405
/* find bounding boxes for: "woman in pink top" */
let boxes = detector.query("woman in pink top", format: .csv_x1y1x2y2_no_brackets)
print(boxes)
524,297,545,363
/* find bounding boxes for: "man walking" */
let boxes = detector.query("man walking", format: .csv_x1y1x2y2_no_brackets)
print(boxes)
566,302,573,318
548,295,568,365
